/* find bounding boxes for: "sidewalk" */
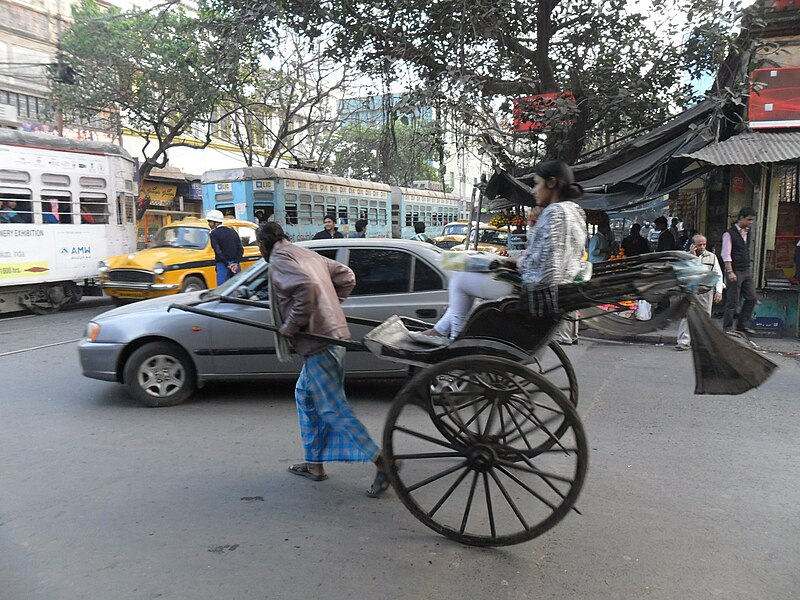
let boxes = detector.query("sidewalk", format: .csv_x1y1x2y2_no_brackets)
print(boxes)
581,316,800,357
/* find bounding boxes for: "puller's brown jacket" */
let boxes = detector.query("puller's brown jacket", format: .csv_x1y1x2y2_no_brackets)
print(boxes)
268,239,355,357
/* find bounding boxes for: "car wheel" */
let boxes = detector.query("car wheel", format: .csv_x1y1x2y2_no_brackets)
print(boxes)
123,341,196,407
181,276,206,293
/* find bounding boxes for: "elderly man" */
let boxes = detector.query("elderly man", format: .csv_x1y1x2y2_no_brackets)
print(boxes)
256,221,392,497
675,234,724,350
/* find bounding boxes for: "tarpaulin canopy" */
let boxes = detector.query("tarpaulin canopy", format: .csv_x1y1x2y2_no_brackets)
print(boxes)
485,100,717,212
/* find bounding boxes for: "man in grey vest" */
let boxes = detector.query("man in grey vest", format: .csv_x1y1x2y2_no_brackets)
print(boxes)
721,207,757,334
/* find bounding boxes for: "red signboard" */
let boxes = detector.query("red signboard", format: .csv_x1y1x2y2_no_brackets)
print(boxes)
513,92,575,131
749,67,800,129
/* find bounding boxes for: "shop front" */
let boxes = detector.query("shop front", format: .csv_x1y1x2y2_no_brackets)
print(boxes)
685,132,800,337
137,169,202,248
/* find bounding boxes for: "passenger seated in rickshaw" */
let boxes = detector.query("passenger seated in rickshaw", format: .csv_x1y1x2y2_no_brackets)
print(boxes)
410,160,587,346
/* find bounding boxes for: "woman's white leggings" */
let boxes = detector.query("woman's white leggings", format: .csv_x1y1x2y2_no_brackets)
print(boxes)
433,271,514,339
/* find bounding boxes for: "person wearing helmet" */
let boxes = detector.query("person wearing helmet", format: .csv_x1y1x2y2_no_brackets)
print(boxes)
206,210,243,286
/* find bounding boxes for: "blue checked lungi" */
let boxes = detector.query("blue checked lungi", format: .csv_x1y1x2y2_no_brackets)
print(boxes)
295,345,380,464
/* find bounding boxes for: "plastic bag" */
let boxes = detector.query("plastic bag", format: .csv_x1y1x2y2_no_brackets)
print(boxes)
440,251,501,272
635,299,652,321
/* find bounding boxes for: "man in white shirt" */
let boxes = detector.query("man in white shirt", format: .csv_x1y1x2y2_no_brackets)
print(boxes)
720,207,757,334
675,234,724,350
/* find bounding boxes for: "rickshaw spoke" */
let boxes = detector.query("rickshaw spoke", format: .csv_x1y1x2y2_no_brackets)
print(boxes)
406,460,469,493
393,425,460,450
494,465,559,511
504,454,582,514
488,469,529,531
483,472,497,539
460,472,480,534
393,451,465,460
496,458,576,484
427,468,472,518
499,401,534,451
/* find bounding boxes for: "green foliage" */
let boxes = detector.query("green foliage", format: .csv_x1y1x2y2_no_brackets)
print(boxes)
272,0,759,165
328,121,440,185
55,0,264,182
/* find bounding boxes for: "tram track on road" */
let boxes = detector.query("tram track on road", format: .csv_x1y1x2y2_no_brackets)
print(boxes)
0,338,82,358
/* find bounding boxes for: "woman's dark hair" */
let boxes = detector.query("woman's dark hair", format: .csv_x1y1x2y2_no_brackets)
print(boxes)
256,221,288,245
533,160,583,200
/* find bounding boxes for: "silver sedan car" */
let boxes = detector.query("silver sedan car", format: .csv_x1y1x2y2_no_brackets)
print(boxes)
79,239,451,407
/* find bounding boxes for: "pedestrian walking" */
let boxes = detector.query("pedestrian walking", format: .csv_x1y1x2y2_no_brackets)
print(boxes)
411,221,434,243
206,209,243,286
675,234,724,350
256,221,392,497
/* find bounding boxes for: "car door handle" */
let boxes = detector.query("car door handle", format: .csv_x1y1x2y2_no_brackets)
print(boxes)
415,308,437,318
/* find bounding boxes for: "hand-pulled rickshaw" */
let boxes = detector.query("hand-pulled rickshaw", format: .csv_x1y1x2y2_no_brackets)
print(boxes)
170,250,776,547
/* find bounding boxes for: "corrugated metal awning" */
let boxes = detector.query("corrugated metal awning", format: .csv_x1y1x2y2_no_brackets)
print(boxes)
682,130,800,165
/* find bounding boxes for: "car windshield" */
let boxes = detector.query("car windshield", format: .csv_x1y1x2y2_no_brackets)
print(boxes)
442,223,469,236
153,226,209,249
215,258,269,299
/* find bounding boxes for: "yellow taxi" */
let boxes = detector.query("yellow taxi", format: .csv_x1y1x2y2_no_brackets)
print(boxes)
99,217,262,304
433,221,510,253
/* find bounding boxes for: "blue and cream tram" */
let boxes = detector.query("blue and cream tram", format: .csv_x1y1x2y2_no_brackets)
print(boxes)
201,167,462,240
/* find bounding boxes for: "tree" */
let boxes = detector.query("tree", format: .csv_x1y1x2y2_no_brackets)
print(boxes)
224,31,355,168
328,120,440,185
269,0,758,167
54,0,266,218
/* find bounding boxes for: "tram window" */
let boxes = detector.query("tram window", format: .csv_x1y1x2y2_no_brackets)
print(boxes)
298,203,312,225
80,193,109,224
254,207,275,224
0,170,30,184
338,206,348,224
42,193,74,224
79,176,106,188
405,212,413,227
348,249,411,295
0,190,32,223
42,173,70,187
360,209,367,220
285,203,298,225
413,258,445,292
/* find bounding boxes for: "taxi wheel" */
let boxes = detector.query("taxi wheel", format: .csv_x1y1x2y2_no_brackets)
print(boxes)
181,276,207,293
123,341,196,407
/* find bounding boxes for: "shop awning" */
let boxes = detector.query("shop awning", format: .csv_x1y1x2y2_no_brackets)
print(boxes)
681,130,800,165
484,100,717,212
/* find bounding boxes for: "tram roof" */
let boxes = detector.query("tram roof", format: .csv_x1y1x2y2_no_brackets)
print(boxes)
0,128,133,159
201,166,392,191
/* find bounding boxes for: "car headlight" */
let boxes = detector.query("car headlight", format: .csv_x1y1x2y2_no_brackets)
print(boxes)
153,262,165,275
98,260,109,273
86,322,101,342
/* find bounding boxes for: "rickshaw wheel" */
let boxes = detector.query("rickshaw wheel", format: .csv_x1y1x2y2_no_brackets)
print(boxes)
383,356,587,547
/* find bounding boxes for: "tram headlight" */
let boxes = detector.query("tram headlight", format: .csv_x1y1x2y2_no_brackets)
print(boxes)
98,260,109,273
86,322,101,342
153,262,166,275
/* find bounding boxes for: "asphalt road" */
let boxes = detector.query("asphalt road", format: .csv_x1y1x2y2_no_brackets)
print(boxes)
1,302,798,600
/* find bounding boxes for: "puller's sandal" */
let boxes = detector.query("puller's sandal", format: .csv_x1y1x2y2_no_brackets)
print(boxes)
288,462,328,482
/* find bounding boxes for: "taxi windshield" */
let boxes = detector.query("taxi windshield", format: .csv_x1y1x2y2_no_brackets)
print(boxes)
153,226,209,249
442,223,469,236
468,229,509,245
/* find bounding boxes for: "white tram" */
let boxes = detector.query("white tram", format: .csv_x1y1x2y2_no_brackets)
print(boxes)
0,130,137,314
